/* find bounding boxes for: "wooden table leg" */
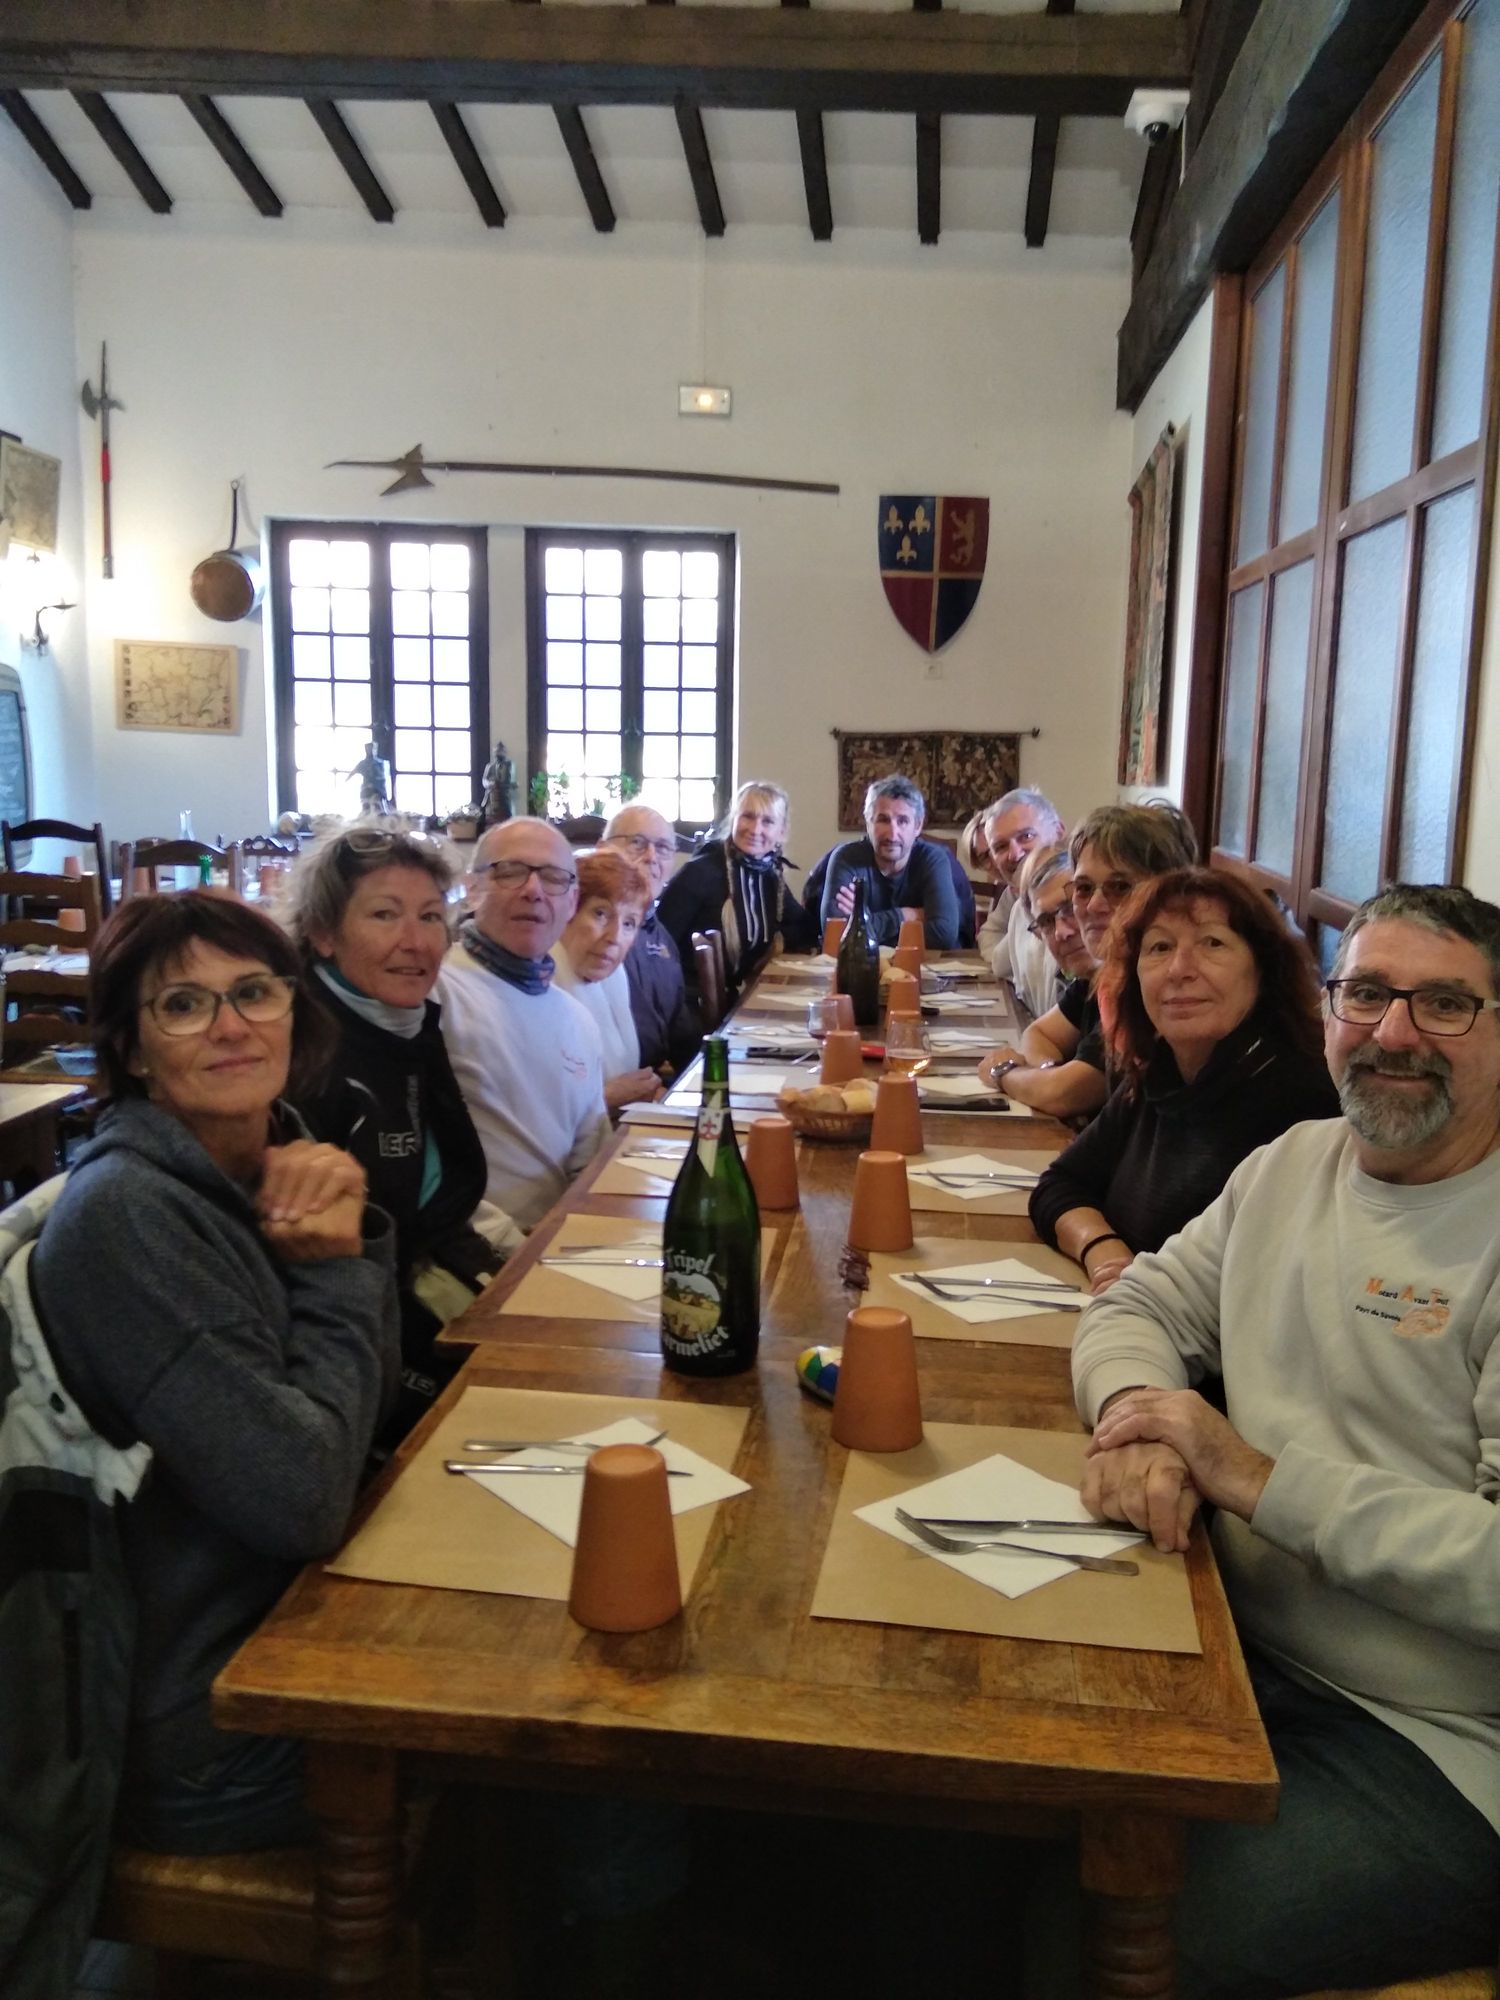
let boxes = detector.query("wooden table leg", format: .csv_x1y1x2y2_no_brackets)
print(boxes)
306,1743,404,1996
1081,1809,1185,1999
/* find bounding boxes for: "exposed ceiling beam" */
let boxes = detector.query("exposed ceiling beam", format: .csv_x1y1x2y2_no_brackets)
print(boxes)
431,98,505,227
916,109,940,245
1118,0,1432,410
0,87,90,206
553,104,615,233
795,107,832,241
0,3,1190,118
180,91,282,216
1024,0,1074,249
674,103,725,237
308,98,394,221
72,88,170,210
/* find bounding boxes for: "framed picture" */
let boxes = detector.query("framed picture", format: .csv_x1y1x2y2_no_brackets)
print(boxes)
1117,424,1177,787
833,730,1021,830
0,437,62,554
116,639,240,735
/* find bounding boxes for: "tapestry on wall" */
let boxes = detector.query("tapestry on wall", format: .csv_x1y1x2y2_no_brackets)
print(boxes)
877,496,990,653
1117,424,1176,787
116,639,240,735
834,730,1021,831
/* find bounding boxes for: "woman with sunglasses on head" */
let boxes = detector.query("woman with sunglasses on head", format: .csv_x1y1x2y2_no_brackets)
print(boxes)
283,823,516,1444
30,892,399,1854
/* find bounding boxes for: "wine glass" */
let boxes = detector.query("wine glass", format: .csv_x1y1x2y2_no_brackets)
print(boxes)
807,997,843,1043
883,1016,932,1079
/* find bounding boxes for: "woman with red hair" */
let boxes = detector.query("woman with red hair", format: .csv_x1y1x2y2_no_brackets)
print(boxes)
552,846,663,1110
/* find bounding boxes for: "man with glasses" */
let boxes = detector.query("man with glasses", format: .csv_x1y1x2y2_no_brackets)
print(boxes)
435,819,611,1234
1012,844,1090,1016
602,803,700,1076
1070,885,1500,1995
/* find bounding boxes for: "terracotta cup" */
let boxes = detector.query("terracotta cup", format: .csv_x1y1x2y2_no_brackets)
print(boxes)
890,943,923,980
258,863,281,900
820,1029,864,1086
871,1075,924,1155
131,866,152,896
822,916,847,957
897,916,926,954
61,855,82,877
57,907,86,933
831,993,855,1032
883,970,919,1026
567,1444,682,1634
746,1115,799,1210
847,1148,914,1253
831,1305,923,1452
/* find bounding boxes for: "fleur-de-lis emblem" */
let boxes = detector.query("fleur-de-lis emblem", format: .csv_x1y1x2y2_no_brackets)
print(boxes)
908,504,932,537
883,504,904,537
896,534,918,565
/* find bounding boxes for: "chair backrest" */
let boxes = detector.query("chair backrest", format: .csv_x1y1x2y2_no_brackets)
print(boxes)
1,820,112,915
0,870,101,1054
691,928,727,1031
118,840,241,899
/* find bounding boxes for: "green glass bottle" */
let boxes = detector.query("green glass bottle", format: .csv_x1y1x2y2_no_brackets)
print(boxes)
835,877,881,1027
660,1037,760,1376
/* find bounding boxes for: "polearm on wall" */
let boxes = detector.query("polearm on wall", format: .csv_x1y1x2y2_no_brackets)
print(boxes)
80,343,124,579
325,443,839,499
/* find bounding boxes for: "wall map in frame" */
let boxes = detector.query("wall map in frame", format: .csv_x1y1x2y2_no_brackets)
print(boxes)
834,730,1021,830
116,639,240,735
0,437,62,555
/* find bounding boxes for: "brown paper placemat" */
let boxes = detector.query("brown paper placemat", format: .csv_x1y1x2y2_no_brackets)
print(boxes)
862,1236,1081,1349
329,1387,749,1601
811,1423,1199,1653
500,1213,773,1324
904,1144,1064,1216
593,1135,687,1197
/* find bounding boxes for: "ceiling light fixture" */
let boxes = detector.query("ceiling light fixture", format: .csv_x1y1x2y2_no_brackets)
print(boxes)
678,385,732,418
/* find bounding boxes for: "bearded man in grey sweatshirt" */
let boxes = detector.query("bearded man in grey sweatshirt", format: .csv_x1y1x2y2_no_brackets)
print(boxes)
1073,883,1500,1998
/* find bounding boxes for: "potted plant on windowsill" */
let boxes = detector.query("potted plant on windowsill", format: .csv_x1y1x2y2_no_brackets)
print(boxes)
438,803,483,843
528,771,640,844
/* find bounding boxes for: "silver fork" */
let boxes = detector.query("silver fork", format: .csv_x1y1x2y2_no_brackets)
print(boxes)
462,1428,667,1454
895,1509,1138,1576
900,1272,1082,1311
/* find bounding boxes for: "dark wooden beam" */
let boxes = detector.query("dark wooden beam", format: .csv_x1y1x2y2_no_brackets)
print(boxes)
1024,0,1073,248
180,91,282,215
916,109,940,244
307,96,394,221
1128,119,1178,281
553,104,615,232
1118,0,1431,410
675,103,725,236
0,88,90,205
72,88,170,210
1184,0,1263,156
431,98,505,226
795,107,832,240
0,4,1190,118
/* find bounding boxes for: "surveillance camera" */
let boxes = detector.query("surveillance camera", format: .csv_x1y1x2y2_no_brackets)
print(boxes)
1126,89,1189,146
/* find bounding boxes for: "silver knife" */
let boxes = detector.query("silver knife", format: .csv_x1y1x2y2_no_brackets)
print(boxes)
446,1461,688,1476
915,1515,1142,1537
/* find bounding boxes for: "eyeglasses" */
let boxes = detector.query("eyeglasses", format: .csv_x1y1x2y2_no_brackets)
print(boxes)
609,833,676,862
1072,875,1136,908
1028,901,1074,939
473,860,577,893
143,973,298,1038
1325,978,1500,1037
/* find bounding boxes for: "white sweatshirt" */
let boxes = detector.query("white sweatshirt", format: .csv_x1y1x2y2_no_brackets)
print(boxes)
551,942,642,1080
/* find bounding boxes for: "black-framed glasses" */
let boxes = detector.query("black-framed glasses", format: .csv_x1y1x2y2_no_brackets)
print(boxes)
473,860,577,893
1325,978,1500,1037
609,833,677,862
143,974,298,1038
1028,901,1074,939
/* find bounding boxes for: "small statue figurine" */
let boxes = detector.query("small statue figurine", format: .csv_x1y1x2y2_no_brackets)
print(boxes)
481,738,516,827
349,741,391,815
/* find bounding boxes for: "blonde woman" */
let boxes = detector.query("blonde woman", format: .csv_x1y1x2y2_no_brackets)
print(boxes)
657,780,813,998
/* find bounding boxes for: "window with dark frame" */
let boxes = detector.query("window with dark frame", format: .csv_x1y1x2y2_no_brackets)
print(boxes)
1212,0,1499,965
525,529,735,833
269,522,490,822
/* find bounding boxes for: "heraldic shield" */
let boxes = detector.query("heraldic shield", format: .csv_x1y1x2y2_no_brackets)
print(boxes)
878,496,990,653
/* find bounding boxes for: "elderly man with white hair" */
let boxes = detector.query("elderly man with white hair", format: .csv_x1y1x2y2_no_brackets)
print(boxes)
975,787,1066,1006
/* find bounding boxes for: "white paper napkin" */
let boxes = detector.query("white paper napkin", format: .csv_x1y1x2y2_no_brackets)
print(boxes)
728,1059,815,1094
725,1022,818,1049
463,1417,750,1547
928,1027,1006,1052
925,958,987,979
891,1255,1091,1324
620,1101,699,1128
922,992,1005,1015
541,1240,664,1303
613,1139,689,1185
917,1073,1009,1104
907,1153,1042,1203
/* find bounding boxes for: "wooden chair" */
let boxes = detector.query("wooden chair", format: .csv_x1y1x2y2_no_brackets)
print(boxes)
0,869,101,1058
120,839,242,898
1297,1973,1494,1999
1,818,113,913
691,927,727,1030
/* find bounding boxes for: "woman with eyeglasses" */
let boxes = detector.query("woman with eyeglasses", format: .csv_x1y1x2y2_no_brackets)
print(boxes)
1029,867,1338,1293
283,823,515,1444
551,847,665,1109
30,892,400,1853
657,780,813,1003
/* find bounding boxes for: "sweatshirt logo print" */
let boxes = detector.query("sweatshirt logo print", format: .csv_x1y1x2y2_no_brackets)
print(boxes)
1358,1275,1453,1339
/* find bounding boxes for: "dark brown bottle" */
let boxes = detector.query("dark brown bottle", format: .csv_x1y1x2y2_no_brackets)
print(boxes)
835,878,881,1027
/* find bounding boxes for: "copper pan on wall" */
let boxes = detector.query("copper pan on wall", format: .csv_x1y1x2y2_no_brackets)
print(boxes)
191,479,264,622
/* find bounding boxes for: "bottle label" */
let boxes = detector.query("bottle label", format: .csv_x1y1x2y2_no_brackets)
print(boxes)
661,1250,730,1360
694,1098,724,1177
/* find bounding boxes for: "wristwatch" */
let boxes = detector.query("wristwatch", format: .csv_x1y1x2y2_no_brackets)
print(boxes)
988,1057,1023,1084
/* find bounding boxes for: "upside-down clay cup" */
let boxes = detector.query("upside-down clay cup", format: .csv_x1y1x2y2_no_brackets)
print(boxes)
847,1149,915,1253
890,943,923,981
897,917,926,954
831,993,855,1031
567,1444,683,1633
820,1030,864,1086
831,1306,923,1452
746,1115,800,1210
823,916,848,957
883,970,919,1026
871,1075,924,1155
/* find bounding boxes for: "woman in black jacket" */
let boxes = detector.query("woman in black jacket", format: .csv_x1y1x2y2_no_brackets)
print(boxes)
657,779,813,1000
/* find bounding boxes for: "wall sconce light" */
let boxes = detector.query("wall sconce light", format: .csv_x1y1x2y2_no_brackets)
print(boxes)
28,595,76,656
4,548,75,656
678,384,732,418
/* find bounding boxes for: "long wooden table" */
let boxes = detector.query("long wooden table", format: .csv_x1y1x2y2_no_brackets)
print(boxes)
215,955,1277,1997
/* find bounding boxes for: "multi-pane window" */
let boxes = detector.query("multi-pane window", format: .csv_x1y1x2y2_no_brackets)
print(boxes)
269,523,489,821
1213,0,1499,956
525,530,734,832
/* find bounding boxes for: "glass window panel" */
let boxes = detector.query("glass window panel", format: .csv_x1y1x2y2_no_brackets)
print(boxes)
642,550,681,597
433,683,470,730
549,687,584,732
545,546,583,594
391,590,430,637
681,551,720,598
643,736,679,778
643,689,679,733
680,735,717,779
290,585,330,633
681,599,718,645
431,592,469,639
1216,583,1265,856
296,766,339,816
1252,562,1315,876
1322,517,1408,900
1398,486,1475,880
643,645,679,687
333,727,368,772
327,542,370,589
546,641,583,685
395,772,434,819
1235,266,1285,567
639,777,680,821
1433,0,1500,458
586,688,622,733
393,637,431,681
434,731,471,776
295,724,336,773
433,773,471,816
330,588,370,635
547,733,585,775
394,683,433,728
1349,55,1441,500
584,734,621,776
432,638,470,682
1279,195,1341,543
334,682,371,729
681,648,717,688
333,636,370,680
293,682,333,728
288,538,330,588
583,547,623,595
429,543,470,592
643,598,679,643
389,542,430,591
680,780,717,822
1316,923,1342,981
584,595,622,642
547,595,584,640
395,728,434,774
681,690,718,735
293,633,331,679
586,644,621,686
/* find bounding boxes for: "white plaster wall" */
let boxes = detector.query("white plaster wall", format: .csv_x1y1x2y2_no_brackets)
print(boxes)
0,127,95,852
70,210,1133,865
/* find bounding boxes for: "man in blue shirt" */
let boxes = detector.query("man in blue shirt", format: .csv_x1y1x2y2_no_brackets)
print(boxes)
817,774,963,949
